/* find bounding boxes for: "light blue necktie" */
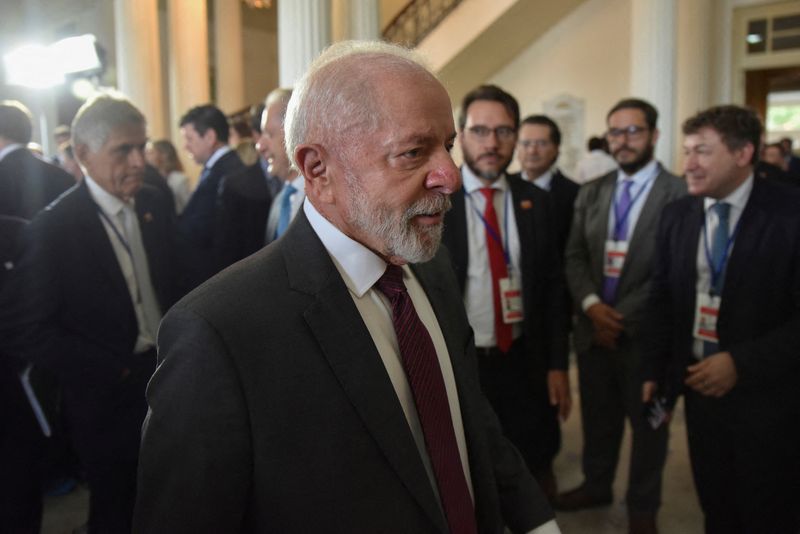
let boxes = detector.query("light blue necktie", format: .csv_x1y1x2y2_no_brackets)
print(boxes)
275,183,297,239
704,201,731,356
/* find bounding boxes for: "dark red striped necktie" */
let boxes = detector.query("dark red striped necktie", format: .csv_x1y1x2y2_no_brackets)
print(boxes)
375,264,478,534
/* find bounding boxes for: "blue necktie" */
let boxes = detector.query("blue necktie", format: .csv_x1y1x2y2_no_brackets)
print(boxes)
601,179,634,304
275,183,297,239
704,202,731,356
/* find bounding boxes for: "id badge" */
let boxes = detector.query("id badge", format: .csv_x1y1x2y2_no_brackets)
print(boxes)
499,277,523,324
603,240,628,278
693,292,720,343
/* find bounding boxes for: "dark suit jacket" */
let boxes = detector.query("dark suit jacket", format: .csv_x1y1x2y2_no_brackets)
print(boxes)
177,150,245,289
0,180,176,387
0,147,74,220
510,170,579,259
215,161,273,269
442,175,568,372
134,210,554,534
564,166,687,353
641,178,800,409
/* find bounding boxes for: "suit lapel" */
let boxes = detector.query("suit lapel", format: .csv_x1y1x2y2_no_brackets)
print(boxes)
508,175,536,272
591,173,616,275
286,213,447,533
75,183,132,299
723,180,767,301
627,168,668,252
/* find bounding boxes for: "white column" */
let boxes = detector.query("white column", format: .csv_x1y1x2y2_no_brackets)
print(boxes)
278,0,332,87
630,0,677,170
213,0,246,114
332,0,380,41
167,0,210,182
114,0,166,138
675,0,713,170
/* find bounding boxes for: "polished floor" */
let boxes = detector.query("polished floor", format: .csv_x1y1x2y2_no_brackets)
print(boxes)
41,367,704,534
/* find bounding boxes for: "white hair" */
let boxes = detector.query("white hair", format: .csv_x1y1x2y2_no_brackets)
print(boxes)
284,40,436,169
72,91,145,153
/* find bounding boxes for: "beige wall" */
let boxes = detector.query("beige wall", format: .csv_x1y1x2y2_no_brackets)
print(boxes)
490,0,632,173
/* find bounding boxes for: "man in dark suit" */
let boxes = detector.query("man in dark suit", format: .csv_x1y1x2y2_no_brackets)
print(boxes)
642,105,800,534
560,98,686,534
0,101,74,219
442,85,569,503
0,95,177,534
177,104,245,288
513,114,579,258
134,41,559,534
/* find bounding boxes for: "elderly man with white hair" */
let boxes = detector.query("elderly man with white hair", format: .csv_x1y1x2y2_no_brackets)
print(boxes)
1,93,177,533
134,41,559,534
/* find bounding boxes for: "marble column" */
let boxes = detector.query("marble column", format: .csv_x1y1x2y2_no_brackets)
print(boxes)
278,0,331,86
629,0,677,170
114,0,166,138
213,0,246,114
167,0,210,182
332,0,380,41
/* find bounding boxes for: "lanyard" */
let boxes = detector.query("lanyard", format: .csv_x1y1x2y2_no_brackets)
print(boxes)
466,188,511,266
612,167,658,240
702,209,742,296
96,205,133,260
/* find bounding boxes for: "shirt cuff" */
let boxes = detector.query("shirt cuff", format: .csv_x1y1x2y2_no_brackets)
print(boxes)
581,293,601,312
526,519,562,534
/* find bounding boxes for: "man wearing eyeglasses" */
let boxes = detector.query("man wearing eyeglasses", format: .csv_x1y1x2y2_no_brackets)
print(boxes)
559,98,686,534
442,85,570,503
512,114,579,259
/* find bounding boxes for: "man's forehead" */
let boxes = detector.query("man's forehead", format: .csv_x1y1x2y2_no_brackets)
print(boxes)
608,108,646,125
466,100,513,124
519,124,550,138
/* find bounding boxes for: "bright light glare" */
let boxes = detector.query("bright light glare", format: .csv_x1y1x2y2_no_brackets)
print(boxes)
747,33,764,44
3,34,100,89
71,78,96,100
3,44,64,88
52,35,100,74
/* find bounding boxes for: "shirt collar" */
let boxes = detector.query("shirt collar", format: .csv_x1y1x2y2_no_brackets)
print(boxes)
461,165,508,195
522,166,556,191
703,174,754,213
205,145,232,170
303,199,389,298
0,143,24,162
85,175,131,216
616,159,658,185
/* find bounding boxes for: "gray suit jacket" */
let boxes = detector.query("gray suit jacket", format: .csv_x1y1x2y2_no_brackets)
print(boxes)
134,210,553,533
564,165,686,353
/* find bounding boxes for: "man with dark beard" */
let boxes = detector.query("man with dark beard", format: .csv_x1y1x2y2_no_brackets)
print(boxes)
558,98,685,534
134,42,559,534
442,85,570,503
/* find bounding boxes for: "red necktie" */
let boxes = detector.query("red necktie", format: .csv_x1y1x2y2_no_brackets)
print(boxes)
479,188,513,352
375,265,478,534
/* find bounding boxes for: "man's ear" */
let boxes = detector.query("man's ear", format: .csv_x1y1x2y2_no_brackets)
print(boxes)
295,143,335,204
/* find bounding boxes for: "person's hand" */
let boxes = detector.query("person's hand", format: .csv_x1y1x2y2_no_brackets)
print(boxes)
586,302,624,333
642,380,658,403
592,328,620,349
547,370,571,421
685,351,738,397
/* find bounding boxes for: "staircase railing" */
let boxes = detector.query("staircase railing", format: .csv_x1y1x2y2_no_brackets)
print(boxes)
382,0,464,47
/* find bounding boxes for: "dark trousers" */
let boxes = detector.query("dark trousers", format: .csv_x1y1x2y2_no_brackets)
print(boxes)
0,362,45,534
576,340,668,514
64,350,156,534
684,388,800,534
476,337,559,479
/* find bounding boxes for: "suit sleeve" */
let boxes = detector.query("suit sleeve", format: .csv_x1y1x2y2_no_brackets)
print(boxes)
0,215,127,385
563,184,597,307
639,205,680,401
134,305,252,533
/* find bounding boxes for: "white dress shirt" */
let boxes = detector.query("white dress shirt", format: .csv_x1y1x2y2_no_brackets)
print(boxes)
692,174,753,359
461,165,523,347
521,166,556,191
573,149,618,184
85,176,161,353
581,159,660,312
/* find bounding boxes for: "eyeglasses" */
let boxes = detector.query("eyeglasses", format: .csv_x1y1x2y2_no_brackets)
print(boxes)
518,139,553,149
607,125,649,140
466,125,516,142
